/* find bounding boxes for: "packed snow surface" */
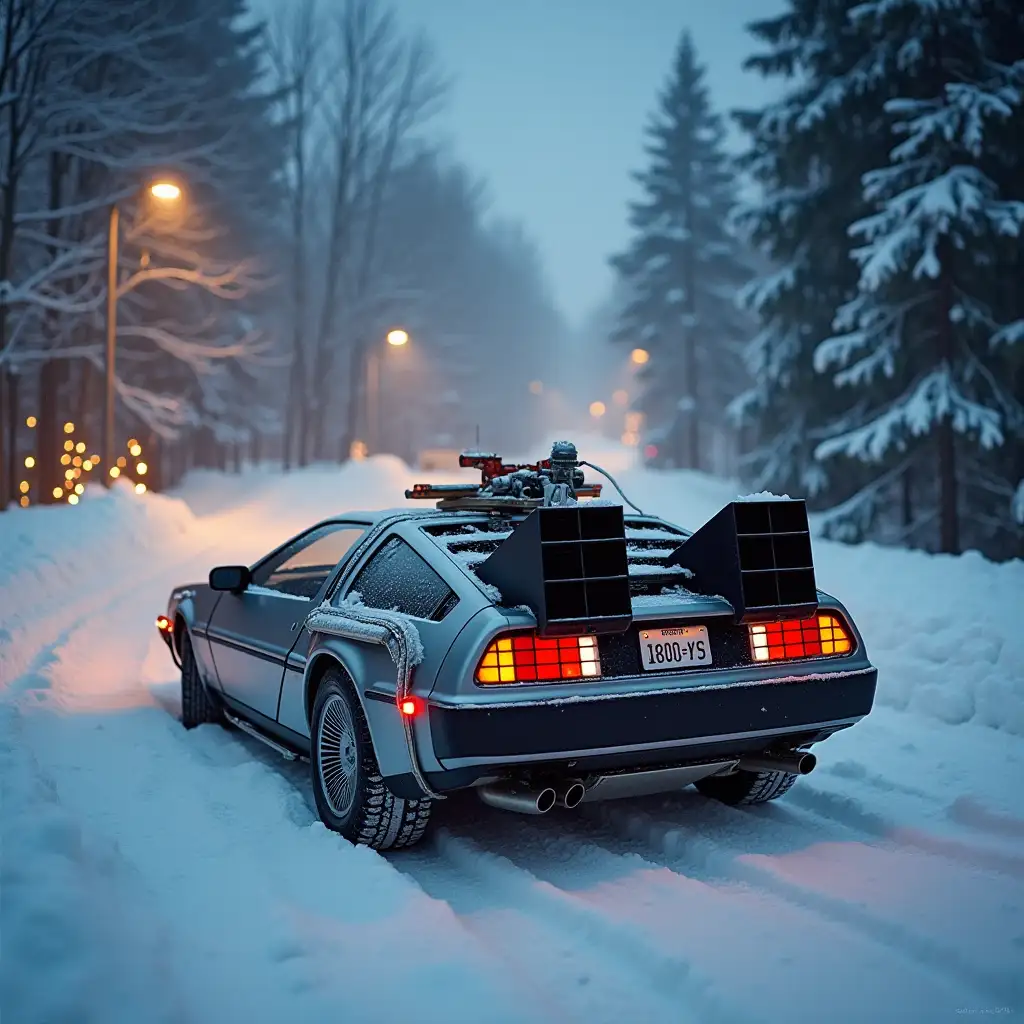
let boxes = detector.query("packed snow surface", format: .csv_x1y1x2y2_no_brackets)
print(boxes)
2,452,1023,1023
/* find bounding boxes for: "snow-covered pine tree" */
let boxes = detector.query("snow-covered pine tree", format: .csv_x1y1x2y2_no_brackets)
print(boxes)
813,0,1024,555
732,0,891,514
610,31,751,471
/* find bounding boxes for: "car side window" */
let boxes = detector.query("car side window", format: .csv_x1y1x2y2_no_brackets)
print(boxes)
254,525,366,600
341,535,458,621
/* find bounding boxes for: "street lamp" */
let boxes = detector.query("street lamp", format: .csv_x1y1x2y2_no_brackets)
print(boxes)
366,329,410,454
103,179,183,485
630,347,650,366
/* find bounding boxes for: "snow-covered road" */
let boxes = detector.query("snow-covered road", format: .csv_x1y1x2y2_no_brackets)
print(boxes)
2,457,1022,1024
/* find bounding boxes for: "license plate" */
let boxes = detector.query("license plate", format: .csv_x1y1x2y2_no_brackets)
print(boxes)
638,626,712,671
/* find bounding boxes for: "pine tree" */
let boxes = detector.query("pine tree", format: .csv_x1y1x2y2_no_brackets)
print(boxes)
813,0,1024,555
610,31,751,471
733,0,899,520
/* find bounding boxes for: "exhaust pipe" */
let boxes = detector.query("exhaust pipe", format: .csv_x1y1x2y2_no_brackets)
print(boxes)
557,781,586,809
738,750,817,776
478,782,557,815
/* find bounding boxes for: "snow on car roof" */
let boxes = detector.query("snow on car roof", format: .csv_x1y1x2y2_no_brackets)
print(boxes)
421,513,700,599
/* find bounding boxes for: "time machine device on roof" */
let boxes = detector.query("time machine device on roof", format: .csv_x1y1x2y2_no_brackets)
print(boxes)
407,441,632,635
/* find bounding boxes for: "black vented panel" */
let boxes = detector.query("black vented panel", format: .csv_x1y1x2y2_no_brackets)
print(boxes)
667,500,818,623
477,506,633,635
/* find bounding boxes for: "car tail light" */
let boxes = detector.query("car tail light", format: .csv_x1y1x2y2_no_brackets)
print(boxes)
156,615,171,633
476,632,601,684
749,614,852,662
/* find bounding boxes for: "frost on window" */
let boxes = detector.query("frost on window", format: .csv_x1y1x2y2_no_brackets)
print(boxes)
343,535,458,621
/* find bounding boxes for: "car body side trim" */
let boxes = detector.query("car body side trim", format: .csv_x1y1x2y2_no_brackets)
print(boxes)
206,633,284,667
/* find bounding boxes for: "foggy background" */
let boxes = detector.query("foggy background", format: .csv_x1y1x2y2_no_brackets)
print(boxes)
0,0,1020,560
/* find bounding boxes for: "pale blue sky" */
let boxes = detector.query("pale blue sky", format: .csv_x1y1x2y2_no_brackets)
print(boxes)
390,0,786,325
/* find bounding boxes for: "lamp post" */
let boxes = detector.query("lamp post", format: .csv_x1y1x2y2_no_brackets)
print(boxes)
366,329,409,455
103,180,183,486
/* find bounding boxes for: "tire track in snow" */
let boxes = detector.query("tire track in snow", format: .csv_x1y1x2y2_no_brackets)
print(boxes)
585,798,1022,1007
784,783,1024,880
395,825,751,1024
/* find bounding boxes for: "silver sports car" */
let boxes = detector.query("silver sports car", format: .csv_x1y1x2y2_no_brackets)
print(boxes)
158,446,877,851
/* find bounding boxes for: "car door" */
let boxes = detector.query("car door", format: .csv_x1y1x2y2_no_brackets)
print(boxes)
207,523,366,722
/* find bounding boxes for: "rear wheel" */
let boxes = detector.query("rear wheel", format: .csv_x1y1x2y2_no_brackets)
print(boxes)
310,669,432,850
180,633,223,729
695,768,798,806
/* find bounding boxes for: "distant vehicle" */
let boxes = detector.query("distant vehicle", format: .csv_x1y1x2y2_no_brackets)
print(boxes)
158,442,877,851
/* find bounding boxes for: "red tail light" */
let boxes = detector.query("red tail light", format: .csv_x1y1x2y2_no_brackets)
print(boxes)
476,632,602,685
749,614,852,662
156,615,171,633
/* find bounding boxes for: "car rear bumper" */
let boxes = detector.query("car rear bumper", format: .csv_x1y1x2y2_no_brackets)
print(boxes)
426,665,877,770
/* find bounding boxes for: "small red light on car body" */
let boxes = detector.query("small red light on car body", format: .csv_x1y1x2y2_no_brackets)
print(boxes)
156,615,171,632
399,697,421,716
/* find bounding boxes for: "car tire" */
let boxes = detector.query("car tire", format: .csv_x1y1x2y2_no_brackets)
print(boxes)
180,633,223,729
310,669,432,851
695,768,799,806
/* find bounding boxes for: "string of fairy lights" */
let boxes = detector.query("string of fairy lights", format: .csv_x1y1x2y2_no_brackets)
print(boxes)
17,416,149,507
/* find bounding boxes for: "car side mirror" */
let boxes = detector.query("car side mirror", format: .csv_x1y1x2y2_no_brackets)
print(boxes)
209,565,251,593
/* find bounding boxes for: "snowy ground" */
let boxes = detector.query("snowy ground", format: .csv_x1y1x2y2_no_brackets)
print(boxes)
1,451,1022,1024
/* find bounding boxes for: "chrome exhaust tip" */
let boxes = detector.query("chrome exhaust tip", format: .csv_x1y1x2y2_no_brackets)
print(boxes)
738,750,817,776
478,783,558,815
559,782,586,809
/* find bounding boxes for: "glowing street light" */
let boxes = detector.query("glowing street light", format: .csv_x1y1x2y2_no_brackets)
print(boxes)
630,347,650,366
104,180,183,485
589,401,606,418
386,328,409,347
150,181,182,202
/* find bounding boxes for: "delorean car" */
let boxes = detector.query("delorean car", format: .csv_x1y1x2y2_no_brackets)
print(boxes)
158,445,877,850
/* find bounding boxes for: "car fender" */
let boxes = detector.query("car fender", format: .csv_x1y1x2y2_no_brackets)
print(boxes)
168,586,223,692
301,633,426,799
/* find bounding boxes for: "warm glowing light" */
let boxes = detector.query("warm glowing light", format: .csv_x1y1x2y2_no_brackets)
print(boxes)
630,347,650,365
74,483,84,495
624,411,644,432
612,389,629,406
73,456,82,467
18,480,29,494
72,468,81,479
129,443,142,457
399,697,420,716
52,487,63,499
63,421,75,433
150,181,182,201
64,479,74,490
134,482,147,494
386,328,409,347
528,380,544,395
64,440,74,452
350,439,367,461
117,456,127,468
127,437,138,448
476,633,601,684
61,454,71,466
109,466,121,478
90,454,99,463
75,441,86,453
65,469,75,480
68,494,79,505
621,431,639,446
136,461,148,475
749,615,853,662
26,416,37,428
83,460,93,471
589,401,606,418
24,456,35,468
156,615,171,632
19,496,29,507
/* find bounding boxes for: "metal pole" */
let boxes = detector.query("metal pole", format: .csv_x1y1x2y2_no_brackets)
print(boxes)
103,204,119,486
366,348,379,455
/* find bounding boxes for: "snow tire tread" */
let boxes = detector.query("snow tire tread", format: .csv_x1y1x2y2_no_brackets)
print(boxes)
695,767,799,806
180,632,222,729
311,669,432,851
